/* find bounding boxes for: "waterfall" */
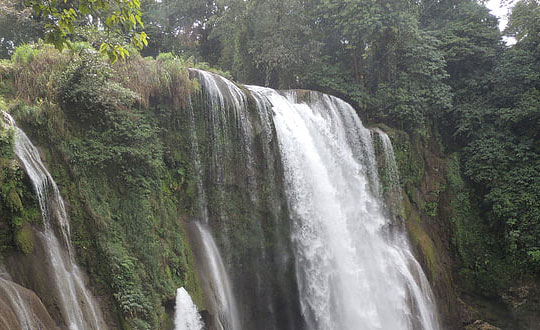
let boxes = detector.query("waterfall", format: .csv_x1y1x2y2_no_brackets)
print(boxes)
2,112,105,330
189,70,303,330
373,128,403,216
247,88,440,330
0,266,56,330
190,222,241,330
174,287,204,330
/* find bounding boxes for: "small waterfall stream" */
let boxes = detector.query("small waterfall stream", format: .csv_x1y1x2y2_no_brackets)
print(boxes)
373,128,403,214
190,222,241,330
0,266,56,330
2,112,105,330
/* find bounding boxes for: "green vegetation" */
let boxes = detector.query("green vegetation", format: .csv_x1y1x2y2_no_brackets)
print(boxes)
1,0,539,327
0,123,40,257
1,44,206,329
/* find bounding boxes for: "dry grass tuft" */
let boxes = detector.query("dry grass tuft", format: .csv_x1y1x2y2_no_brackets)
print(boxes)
12,44,71,104
113,53,195,109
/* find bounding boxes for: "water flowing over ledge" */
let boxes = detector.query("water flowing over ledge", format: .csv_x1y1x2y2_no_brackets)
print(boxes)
1,67,441,330
190,71,441,330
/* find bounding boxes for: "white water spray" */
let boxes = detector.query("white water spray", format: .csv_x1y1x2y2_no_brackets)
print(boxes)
174,287,204,330
248,88,440,330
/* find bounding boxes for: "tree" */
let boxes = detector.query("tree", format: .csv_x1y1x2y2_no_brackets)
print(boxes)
0,0,43,58
24,0,148,61
141,0,216,58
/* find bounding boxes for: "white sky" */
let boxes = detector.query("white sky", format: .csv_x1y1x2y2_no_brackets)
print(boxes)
485,0,519,44
485,0,518,31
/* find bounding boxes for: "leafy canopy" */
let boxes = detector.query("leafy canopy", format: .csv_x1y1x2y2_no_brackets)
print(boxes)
24,0,148,62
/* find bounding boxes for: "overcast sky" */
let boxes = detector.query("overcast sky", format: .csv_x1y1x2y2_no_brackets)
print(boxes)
485,0,518,31
485,0,519,44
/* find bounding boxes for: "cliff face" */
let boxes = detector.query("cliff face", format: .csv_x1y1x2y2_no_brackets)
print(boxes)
384,125,540,330
0,46,538,330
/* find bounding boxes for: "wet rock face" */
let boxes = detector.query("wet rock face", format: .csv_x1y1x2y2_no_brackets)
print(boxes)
0,277,59,330
4,229,65,324
465,320,501,330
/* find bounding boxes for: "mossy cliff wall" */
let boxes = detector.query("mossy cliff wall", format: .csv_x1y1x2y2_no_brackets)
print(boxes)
382,125,540,330
0,46,301,330
1,44,538,330
0,48,206,329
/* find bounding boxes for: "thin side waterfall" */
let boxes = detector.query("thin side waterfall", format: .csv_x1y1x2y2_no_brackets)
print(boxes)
187,70,244,330
2,112,105,330
0,278,43,330
248,87,440,330
373,128,403,216
174,287,204,330
191,222,241,330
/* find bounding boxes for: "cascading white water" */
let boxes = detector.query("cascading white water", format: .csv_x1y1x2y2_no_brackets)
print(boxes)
247,88,440,330
373,128,403,216
373,128,401,197
2,112,105,330
174,287,204,330
192,222,241,330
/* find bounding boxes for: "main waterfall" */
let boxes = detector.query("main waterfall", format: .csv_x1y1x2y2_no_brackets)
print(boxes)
190,70,440,330
252,88,440,330
2,66,440,329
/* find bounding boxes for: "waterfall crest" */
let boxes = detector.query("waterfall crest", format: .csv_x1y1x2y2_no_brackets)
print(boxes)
174,287,204,330
2,112,105,330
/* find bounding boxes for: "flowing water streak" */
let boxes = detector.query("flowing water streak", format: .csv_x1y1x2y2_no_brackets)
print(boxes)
249,88,440,330
193,222,241,330
373,128,403,215
2,112,105,330
174,287,204,330
373,128,401,196
192,70,291,329
0,268,48,330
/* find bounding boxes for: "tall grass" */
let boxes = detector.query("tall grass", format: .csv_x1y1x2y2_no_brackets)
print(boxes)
12,43,71,104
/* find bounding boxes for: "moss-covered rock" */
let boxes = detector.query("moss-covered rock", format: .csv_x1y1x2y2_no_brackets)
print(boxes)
15,223,34,254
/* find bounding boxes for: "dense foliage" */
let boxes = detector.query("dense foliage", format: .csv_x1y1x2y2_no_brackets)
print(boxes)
1,0,539,327
1,47,208,329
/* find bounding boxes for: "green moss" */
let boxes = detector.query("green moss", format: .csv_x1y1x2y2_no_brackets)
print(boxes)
8,188,22,211
403,194,438,281
15,223,34,254
0,123,41,258
422,201,438,217
446,153,510,295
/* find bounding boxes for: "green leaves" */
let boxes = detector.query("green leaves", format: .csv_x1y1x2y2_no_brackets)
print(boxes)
24,0,147,62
